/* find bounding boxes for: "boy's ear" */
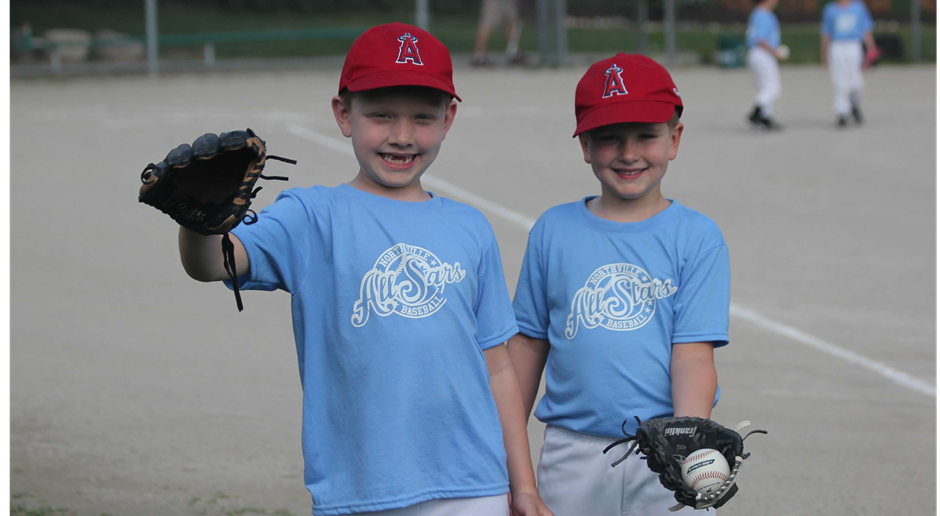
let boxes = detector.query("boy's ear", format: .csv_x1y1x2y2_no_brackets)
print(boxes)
669,121,684,160
441,99,458,141
578,133,592,164
331,95,353,138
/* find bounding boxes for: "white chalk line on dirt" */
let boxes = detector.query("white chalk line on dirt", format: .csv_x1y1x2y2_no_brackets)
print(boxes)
285,122,936,398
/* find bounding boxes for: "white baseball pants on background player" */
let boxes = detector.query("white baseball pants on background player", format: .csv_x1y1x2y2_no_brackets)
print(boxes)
344,494,509,516
537,425,698,516
747,46,781,117
828,40,864,115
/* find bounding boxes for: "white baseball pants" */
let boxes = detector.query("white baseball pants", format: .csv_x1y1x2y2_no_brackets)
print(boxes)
537,425,699,516
828,40,864,115
747,46,781,116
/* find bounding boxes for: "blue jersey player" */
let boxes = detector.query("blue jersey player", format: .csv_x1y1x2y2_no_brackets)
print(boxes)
176,23,553,516
746,0,788,130
822,0,877,127
508,53,731,516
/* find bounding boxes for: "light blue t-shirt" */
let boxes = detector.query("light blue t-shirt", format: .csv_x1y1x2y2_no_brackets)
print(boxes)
822,0,874,41
512,198,730,438
747,6,781,48
228,184,516,515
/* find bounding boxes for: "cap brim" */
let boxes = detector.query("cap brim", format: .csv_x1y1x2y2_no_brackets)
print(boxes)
345,70,461,102
573,100,676,137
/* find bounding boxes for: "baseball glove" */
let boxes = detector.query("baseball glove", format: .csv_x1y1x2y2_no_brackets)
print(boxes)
139,128,295,311
602,416,767,511
863,46,881,69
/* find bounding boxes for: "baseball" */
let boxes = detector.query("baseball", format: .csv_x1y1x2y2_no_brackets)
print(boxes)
776,44,790,60
681,449,730,495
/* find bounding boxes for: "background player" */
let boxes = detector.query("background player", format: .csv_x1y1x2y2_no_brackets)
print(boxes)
822,0,877,127
471,0,527,67
507,53,731,515
746,0,787,130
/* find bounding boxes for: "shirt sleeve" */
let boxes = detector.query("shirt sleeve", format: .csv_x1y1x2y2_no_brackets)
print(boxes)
474,229,520,350
224,189,312,294
512,235,550,340
672,245,731,347
822,6,835,36
746,13,757,47
754,14,771,44
859,2,874,32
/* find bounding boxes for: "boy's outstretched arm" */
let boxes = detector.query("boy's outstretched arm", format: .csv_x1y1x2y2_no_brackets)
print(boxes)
863,30,877,58
506,333,549,418
484,344,554,516
179,227,250,282
671,342,718,418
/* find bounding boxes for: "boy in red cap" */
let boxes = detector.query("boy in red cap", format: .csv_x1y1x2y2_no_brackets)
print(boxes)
179,23,552,516
507,53,731,515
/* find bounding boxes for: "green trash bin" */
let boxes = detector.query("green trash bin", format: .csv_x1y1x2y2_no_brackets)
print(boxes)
717,34,746,68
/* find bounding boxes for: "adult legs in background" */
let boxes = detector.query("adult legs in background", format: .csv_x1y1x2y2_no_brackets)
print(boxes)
473,0,525,67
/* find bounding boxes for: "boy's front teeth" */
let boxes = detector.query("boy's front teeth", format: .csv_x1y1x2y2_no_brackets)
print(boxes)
384,154,414,164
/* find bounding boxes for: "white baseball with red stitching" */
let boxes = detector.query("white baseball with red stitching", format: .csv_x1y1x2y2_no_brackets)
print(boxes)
680,448,730,495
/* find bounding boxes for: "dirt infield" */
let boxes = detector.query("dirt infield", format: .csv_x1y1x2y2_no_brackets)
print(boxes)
11,63,935,516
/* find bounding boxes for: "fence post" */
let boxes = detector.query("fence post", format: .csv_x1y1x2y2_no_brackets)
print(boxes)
204,41,216,67
416,0,429,31
911,0,921,62
50,46,62,74
664,0,676,66
637,0,648,55
554,0,567,66
537,0,552,65
145,0,159,75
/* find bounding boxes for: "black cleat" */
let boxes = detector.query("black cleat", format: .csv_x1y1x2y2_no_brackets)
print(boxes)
837,116,848,128
470,55,494,68
851,105,863,125
747,107,769,130
507,51,529,66
762,117,784,131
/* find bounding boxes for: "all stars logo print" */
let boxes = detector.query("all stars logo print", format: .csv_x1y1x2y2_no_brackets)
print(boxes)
351,243,465,327
565,263,677,338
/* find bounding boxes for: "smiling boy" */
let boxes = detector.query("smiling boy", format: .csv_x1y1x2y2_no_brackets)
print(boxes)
177,23,551,516
507,54,731,516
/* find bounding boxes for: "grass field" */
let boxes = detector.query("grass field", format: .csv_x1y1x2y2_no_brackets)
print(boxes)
10,4,936,63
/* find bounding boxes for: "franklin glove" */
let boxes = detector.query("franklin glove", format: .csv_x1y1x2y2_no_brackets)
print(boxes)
603,416,767,511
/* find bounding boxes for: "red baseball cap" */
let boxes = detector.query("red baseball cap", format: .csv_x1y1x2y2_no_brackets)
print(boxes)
339,23,461,102
573,53,682,137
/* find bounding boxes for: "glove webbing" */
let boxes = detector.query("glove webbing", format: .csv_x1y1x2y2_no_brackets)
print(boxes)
220,153,294,312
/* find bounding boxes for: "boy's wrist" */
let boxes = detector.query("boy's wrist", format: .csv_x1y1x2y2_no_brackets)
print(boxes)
510,483,539,495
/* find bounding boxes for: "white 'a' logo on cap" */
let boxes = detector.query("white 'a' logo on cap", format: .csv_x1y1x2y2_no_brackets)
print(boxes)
602,64,628,98
396,33,424,66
